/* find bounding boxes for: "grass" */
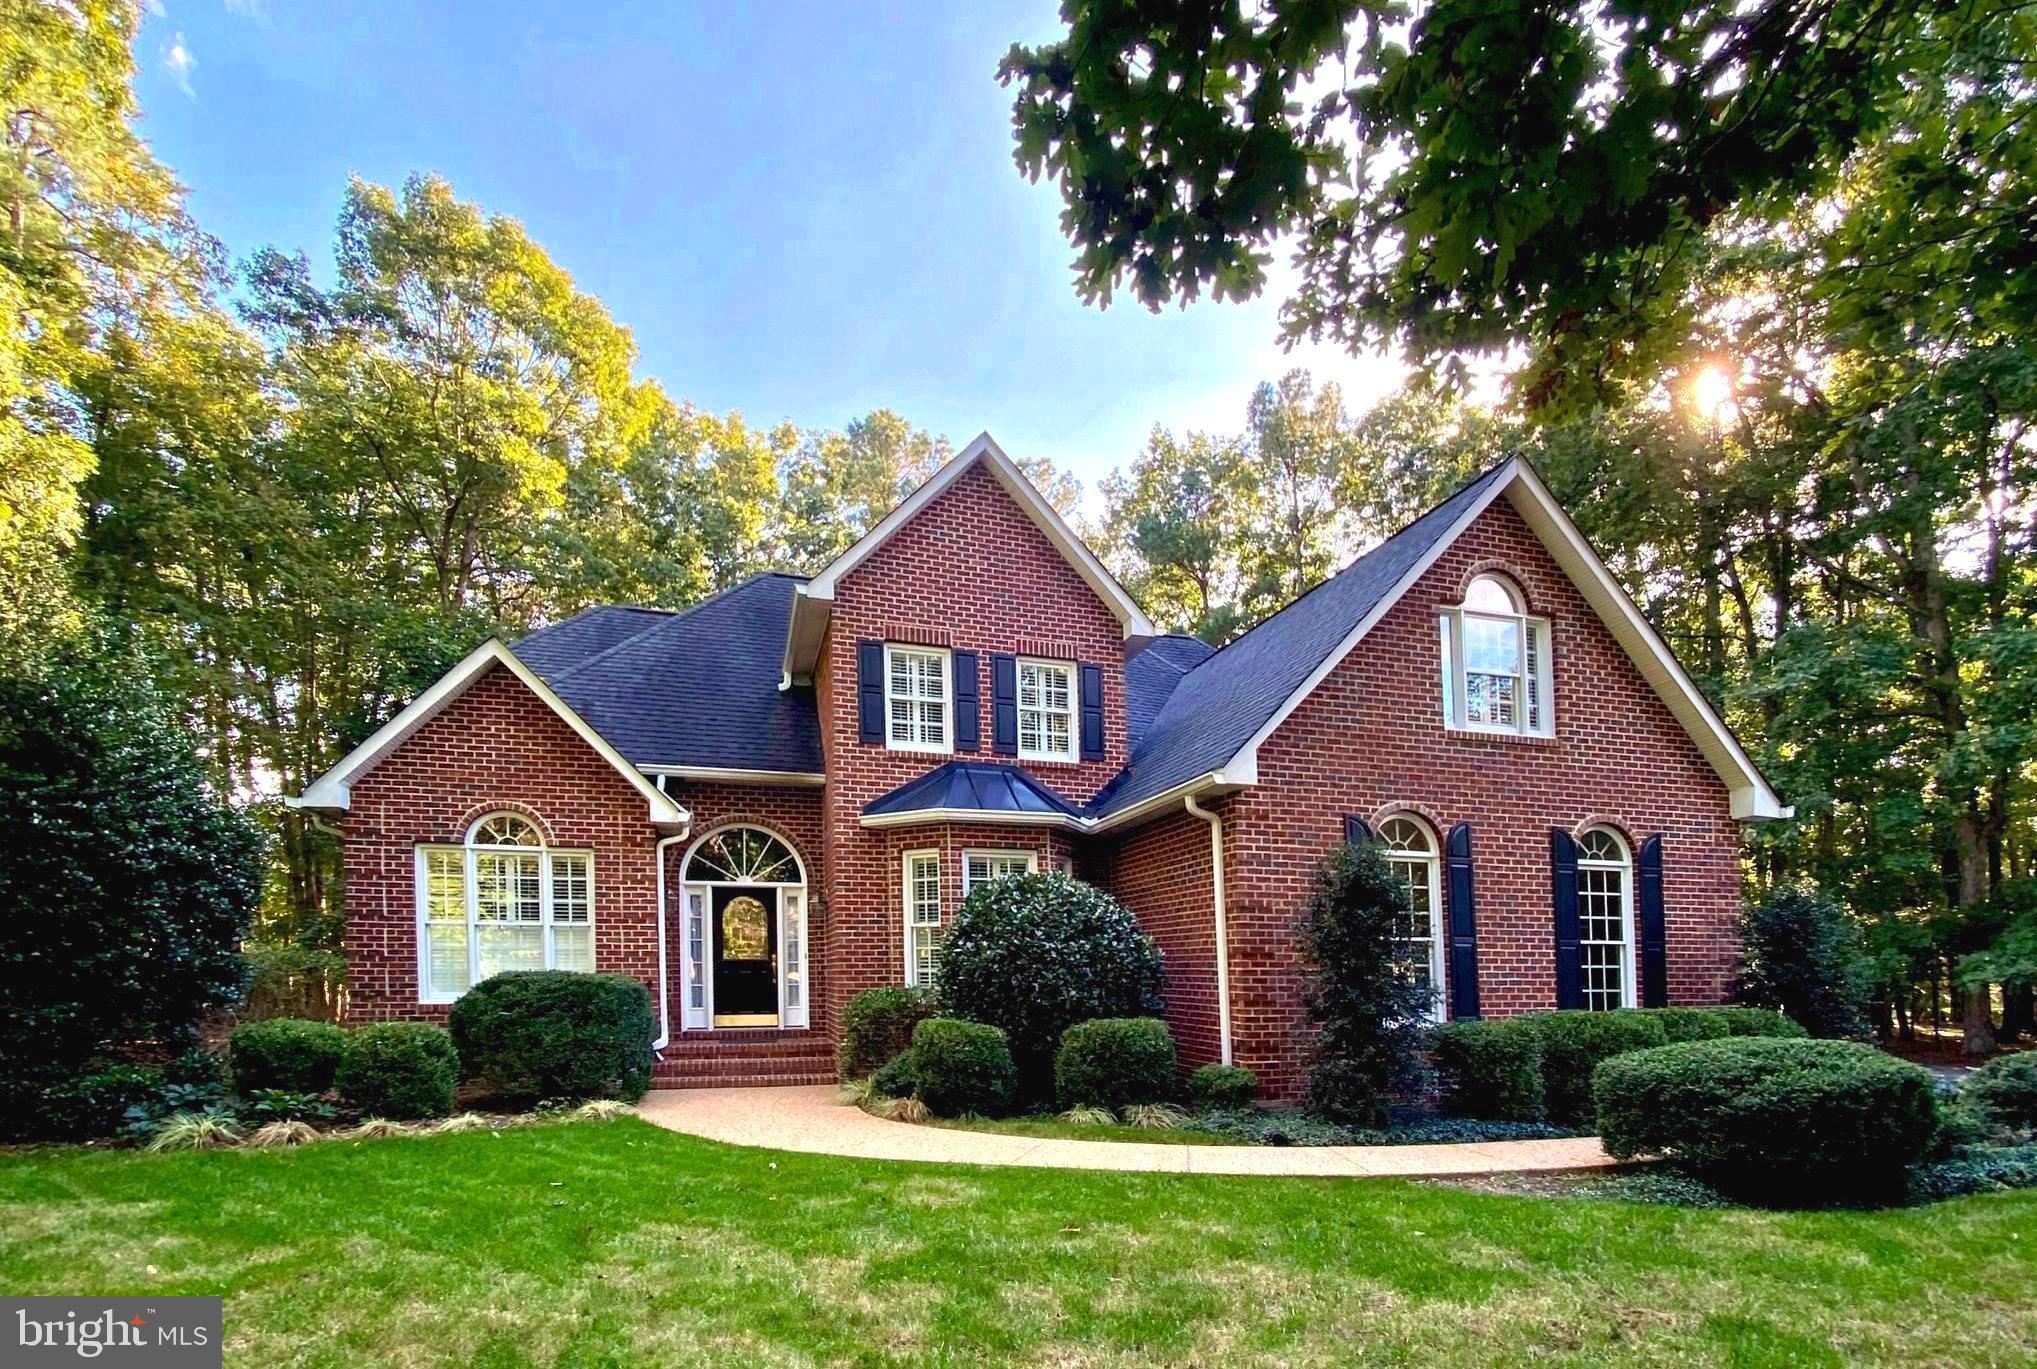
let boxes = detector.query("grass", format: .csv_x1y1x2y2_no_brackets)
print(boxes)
922,1113,1239,1145
3,1118,2036,1367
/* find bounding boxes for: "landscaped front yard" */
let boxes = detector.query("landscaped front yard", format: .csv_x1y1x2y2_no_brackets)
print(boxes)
3,1118,2034,1367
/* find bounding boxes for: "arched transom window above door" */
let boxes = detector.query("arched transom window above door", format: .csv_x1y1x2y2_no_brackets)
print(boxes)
1439,573,1554,737
684,826,802,885
678,825,809,1031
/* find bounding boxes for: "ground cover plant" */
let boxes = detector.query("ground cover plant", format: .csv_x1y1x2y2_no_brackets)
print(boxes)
2,1118,2034,1367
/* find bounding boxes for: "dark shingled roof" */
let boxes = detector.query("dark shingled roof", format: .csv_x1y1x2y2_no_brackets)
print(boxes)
864,760,1083,821
1125,633,1217,748
1089,461,1512,818
513,572,823,774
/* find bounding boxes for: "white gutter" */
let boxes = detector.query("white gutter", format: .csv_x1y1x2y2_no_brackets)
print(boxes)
1182,794,1233,1067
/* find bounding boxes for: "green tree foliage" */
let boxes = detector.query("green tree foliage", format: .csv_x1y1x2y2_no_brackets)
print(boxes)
0,629,264,1120
1298,840,1432,1125
1735,887,1875,1040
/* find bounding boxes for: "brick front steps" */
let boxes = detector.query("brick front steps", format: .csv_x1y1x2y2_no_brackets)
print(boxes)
650,1028,837,1089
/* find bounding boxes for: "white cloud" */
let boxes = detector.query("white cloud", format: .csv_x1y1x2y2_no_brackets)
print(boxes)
144,0,167,16
163,32,196,96
222,0,266,18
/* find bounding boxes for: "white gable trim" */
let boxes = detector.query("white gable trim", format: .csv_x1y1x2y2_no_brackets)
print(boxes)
291,639,691,828
782,432,1155,679
1221,459,1787,821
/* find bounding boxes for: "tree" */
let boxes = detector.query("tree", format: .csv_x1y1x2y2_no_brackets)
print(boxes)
1001,0,1980,400
776,410,949,570
1734,887,1874,1039
1299,839,1433,1125
1098,426,1255,640
0,627,265,1121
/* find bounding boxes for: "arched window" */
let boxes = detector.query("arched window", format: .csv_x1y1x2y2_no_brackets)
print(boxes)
415,812,593,1003
684,827,801,885
1439,573,1552,736
1576,826,1634,1011
677,824,810,1031
1380,815,1446,1021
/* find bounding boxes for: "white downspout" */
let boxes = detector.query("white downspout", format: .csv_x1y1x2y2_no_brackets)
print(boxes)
652,775,687,1051
1183,794,1233,1066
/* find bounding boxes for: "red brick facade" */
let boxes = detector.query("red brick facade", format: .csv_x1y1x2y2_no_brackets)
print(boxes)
335,460,1749,1102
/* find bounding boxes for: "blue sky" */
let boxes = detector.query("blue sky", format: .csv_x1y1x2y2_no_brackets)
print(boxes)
133,0,1406,505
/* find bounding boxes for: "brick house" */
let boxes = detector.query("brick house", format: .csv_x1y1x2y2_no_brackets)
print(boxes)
295,435,1785,1096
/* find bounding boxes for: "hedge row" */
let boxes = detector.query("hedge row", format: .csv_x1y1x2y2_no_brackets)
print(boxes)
1434,1006,1804,1125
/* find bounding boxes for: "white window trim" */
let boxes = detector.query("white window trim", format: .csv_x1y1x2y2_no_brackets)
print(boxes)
413,823,596,1005
960,847,1039,897
1577,828,1638,1011
1440,587,1553,738
1379,816,1447,1023
1015,656,1079,764
902,848,943,988
883,643,953,755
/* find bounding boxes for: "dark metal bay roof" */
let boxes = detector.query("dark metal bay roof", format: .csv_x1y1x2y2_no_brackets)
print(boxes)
864,760,1082,821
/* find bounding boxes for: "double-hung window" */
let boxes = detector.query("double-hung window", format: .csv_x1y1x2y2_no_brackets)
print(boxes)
962,849,1037,895
1576,827,1635,1010
885,644,950,753
1016,658,1076,762
417,813,593,1003
1439,574,1553,736
1379,816,1446,1021
902,850,943,987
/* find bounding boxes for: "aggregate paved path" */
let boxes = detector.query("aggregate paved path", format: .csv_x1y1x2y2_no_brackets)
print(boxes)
637,1086,1618,1178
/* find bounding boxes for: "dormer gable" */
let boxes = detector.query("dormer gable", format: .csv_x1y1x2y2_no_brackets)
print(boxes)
780,432,1153,681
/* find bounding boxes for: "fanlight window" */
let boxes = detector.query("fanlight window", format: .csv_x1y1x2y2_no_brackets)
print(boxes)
471,813,541,846
415,812,591,1003
685,827,801,885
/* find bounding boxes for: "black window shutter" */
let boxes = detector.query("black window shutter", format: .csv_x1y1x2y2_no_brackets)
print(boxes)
1445,822,1482,1019
1551,828,1584,1009
1078,663,1105,759
1343,815,1372,846
1639,833,1668,1007
990,653,1018,755
857,639,885,744
952,650,980,752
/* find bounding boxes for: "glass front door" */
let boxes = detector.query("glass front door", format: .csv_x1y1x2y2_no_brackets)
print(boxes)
711,886,778,1026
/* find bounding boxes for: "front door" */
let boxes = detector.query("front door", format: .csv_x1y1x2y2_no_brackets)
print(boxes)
711,886,778,1026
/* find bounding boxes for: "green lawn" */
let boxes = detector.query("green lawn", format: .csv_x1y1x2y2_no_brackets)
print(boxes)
3,1118,2034,1368
923,1112,1238,1144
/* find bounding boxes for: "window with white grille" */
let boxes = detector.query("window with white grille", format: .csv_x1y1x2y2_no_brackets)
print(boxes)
962,849,1037,895
885,645,950,752
1017,658,1076,762
1379,816,1446,1021
415,813,594,1003
1576,827,1634,1011
903,850,942,986
1439,574,1552,736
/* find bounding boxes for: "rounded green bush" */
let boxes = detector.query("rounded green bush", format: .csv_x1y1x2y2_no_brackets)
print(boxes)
1526,1009,1669,1125
1962,1052,2037,1129
935,873,1162,1100
838,986,936,1078
1709,1006,1808,1039
338,1023,459,1120
1652,1008,1733,1043
228,1018,347,1094
37,1064,166,1141
1593,1037,1940,1199
869,1050,918,1100
1187,1063,1258,1110
1055,1017,1177,1109
448,971,653,1102
910,1018,1015,1117
1432,1018,1546,1121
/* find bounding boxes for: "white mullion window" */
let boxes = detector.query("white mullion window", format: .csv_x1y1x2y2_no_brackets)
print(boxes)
1577,827,1635,1011
885,645,951,753
415,812,596,1003
961,848,1038,897
903,850,943,987
1017,658,1076,762
1379,816,1446,1022
1441,574,1553,736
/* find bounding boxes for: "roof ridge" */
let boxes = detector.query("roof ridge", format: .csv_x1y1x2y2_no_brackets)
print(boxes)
543,571,791,684
1165,457,1514,688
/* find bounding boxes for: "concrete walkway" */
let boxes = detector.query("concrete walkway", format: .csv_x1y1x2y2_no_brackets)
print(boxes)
637,1086,1617,1178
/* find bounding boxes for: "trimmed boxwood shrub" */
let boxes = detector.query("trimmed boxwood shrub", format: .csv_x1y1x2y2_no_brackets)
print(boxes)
1963,1053,2037,1129
338,1023,459,1120
448,971,653,1102
1652,1008,1733,1043
936,873,1162,1100
1056,1017,1177,1109
1433,1018,1546,1121
910,1018,1015,1117
869,1050,918,1100
1594,1037,1939,1199
838,986,936,1078
1188,1063,1258,1111
1709,1006,1807,1039
1527,1010,1668,1126
228,1018,347,1094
